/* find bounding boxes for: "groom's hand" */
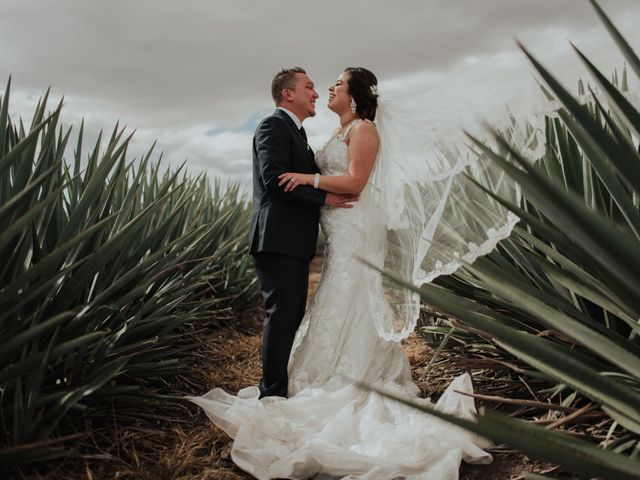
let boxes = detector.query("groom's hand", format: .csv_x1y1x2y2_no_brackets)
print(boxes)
325,193,360,208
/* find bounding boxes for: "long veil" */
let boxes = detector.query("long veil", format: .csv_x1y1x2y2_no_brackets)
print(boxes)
364,98,524,341
363,24,640,342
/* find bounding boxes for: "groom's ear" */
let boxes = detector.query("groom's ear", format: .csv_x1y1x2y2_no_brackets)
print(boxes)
281,88,294,102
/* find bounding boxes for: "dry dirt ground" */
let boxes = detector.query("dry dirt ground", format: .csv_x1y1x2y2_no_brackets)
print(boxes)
16,256,561,480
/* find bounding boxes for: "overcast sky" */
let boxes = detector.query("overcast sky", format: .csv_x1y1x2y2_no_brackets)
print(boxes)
1,0,640,186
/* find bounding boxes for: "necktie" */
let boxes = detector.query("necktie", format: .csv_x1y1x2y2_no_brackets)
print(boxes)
300,126,310,150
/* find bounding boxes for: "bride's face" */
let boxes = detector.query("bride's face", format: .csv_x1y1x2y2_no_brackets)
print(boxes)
327,71,351,114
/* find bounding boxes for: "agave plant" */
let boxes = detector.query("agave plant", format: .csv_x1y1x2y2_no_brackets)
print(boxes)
0,83,258,465
374,1,640,478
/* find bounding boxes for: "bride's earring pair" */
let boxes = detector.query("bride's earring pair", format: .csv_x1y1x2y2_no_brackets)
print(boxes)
350,97,357,114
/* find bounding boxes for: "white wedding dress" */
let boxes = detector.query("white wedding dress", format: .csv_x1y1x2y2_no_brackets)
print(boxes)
189,120,492,480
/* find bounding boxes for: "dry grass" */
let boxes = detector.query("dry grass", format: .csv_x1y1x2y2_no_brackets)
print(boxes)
13,255,596,480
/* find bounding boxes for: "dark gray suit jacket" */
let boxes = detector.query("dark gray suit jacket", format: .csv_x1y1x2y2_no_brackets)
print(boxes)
248,109,327,259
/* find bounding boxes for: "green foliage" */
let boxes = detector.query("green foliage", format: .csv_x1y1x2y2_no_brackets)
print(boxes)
377,0,640,477
0,81,258,465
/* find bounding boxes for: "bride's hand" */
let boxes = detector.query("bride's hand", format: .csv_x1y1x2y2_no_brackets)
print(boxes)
278,173,313,192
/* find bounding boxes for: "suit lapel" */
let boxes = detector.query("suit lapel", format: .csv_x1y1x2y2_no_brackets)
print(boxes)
274,109,317,170
274,109,306,146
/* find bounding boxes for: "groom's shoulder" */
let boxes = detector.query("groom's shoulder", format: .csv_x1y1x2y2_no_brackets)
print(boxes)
261,110,286,124
255,110,289,135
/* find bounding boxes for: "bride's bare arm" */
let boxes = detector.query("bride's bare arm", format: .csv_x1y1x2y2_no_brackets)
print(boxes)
278,122,379,195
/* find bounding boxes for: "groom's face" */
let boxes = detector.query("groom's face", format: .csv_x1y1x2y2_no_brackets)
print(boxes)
284,73,319,120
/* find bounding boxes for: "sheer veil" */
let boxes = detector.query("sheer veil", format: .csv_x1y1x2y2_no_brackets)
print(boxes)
365,98,523,341
362,24,640,342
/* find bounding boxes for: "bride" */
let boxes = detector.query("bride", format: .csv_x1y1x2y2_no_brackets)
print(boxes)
189,67,513,479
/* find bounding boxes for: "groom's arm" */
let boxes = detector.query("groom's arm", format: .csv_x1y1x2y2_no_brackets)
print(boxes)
255,117,327,206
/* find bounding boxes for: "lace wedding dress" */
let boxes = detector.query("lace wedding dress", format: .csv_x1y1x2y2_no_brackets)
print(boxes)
189,120,492,480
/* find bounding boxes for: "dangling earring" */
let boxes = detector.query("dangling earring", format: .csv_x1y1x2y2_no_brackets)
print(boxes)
350,97,357,114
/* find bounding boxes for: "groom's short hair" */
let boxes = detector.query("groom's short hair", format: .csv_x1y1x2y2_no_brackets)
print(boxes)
272,67,306,104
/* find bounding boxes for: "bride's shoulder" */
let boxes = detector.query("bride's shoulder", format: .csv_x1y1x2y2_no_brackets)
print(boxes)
350,119,377,134
348,119,378,141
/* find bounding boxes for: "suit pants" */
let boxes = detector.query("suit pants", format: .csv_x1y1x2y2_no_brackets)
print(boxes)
252,251,310,398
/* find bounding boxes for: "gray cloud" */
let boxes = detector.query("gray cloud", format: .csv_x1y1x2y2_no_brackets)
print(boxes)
1,0,640,184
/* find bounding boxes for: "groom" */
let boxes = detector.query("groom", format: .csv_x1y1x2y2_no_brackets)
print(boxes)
249,67,357,398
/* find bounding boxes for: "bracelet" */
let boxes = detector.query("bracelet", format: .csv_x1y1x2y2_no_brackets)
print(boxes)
313,173,320,189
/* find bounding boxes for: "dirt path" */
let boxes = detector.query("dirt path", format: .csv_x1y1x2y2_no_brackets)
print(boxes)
180,255,554,480
23,255,555,480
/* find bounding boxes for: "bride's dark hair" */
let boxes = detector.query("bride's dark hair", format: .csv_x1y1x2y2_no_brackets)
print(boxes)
345,67,378,121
